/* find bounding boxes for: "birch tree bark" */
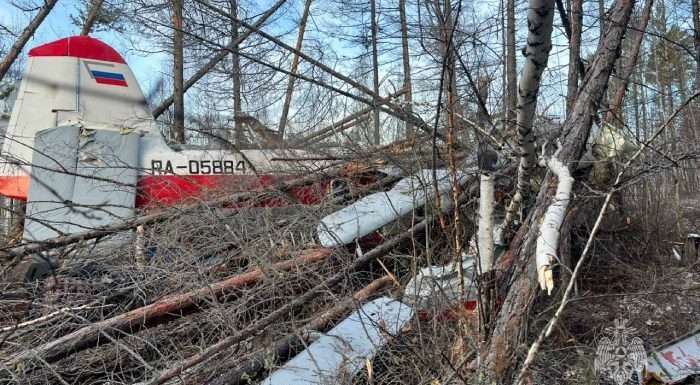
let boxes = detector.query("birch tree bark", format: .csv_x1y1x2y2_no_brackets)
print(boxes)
481,0,635,380
0,0,59,82
172,0,186,144
498,0,556,242
277,0,313,140
80,0,105,36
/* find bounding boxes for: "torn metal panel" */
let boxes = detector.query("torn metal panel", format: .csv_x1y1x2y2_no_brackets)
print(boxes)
69,128,139,233
647,329,700,383
22,126,139,280
23,126,81,242
260,297,413,385
403,255,478,316
318,169,468,247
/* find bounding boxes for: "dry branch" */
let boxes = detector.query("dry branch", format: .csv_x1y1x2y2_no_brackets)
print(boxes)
80,0,105,36
515,90,700,385
142,221,427,384
604,0,653,124
143,173,478,384
1,168,340,260
0,0,58,82
1,248,332,369
151,0,286,118
202,275,394,385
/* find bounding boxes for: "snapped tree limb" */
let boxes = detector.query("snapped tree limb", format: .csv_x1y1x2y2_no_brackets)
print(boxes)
481,0,637,380
535,142,573,295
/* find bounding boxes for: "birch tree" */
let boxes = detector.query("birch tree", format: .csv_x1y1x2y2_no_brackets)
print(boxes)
483,0,636,380
497,0,556,242
505,0,517,129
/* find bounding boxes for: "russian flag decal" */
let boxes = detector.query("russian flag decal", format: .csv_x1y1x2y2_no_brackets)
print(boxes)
90,69,128,87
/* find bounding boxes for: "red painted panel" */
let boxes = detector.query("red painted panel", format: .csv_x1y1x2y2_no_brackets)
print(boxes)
0,174,329,208
135,174,329,208
28,36,126,64
0,176,29,200
94,78,128,87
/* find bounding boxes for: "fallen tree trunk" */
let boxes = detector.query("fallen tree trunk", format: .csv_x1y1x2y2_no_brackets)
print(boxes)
201,275,394,385
1,248,332,369
292,90,406,146
141,219,431,385
480,0,636,381
142,173,481,385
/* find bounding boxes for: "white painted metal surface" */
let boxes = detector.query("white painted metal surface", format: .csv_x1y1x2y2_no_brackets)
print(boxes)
317,169,468,247
403,254,478,312
647,329,700,383
260,297,413,385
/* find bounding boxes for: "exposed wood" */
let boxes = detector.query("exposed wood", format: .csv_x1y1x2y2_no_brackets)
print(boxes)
399,0,414,137
172,0,186,144
152,0,287,119
482,0,636,381
201,275,394,385
535,144,573,295
0,0,59,82
2,248,333,367
297,115,371,145
80,0,105,36
516,90,700,385
370,0,381,144
604,0,653,124
277,0,313,139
